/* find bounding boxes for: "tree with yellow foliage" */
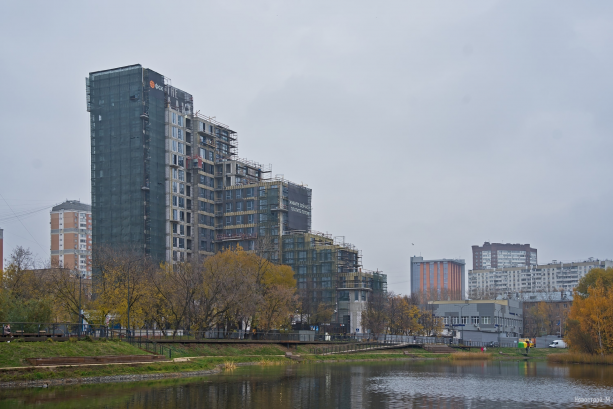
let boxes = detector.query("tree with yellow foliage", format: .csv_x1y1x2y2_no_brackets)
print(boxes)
89,246,153,329
567,268,613,355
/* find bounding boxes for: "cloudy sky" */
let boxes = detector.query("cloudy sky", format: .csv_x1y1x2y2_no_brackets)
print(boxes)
1,1,612,294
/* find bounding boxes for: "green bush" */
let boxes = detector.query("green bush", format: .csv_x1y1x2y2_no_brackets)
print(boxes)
46,337,54,343
80,335,94,342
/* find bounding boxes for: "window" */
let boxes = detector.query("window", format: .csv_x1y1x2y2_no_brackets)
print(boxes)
172,140,178,152
178,197,185,208
226,203,232,212
482,316,491,324
179,183,185,194
225,216,232,226
472,316,480,325
452,316,459,325
246,188,254,197
178,143,184,154
246,201,254,210
259,186,266,197
461,316,468,325
236,215,243,224
226,190,233,199
236,189,242,199
443,317,449,325
178,129,183,140
247,214,254,224
172,112,177,124
178,116,183,127
173,196,178,206
172,127,178,138
178,170,185,181
236,202,242,212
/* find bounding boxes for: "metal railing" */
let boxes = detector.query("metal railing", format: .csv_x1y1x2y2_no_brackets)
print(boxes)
0,322,120,339
127,336,176,359
308,338,406,355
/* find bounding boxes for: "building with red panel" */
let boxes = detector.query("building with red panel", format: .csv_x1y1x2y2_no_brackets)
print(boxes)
410,256,466,300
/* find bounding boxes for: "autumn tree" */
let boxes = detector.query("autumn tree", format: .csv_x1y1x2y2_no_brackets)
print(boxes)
0,247,53,325
46,267,91,322
567,268,613,355
147,261,202,335
90,245,153,328
361,291,389,337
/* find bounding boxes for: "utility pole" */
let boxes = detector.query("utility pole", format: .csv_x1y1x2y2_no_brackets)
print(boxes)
79,272,82,337
127,265,130,339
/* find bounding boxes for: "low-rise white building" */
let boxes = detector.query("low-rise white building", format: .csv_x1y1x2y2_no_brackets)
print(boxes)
468,259,613,297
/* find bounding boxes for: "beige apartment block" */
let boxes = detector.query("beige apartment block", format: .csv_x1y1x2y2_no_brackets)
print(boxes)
50,200,92,276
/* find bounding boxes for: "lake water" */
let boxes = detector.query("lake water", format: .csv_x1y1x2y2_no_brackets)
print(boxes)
2,361,613,408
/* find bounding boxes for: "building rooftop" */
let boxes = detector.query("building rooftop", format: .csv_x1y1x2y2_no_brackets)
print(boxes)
52,200,91,212
411,256,465,264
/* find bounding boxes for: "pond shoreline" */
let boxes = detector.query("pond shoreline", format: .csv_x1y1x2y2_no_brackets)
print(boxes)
0,357,430,389
0,346,570,389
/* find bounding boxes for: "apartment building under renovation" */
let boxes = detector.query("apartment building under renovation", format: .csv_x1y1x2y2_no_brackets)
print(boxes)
87,64,386,327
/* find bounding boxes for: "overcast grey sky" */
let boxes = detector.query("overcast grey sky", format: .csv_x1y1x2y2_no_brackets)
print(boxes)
1,1,612,294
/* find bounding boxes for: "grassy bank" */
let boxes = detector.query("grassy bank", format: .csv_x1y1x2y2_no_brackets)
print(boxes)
487,347,564,360
547,352,613,365
0,339,148,368
449,352,492,360
164,343,289,357
0,355,289,383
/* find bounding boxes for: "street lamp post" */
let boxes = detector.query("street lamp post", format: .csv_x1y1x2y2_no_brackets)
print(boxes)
79,272,82,337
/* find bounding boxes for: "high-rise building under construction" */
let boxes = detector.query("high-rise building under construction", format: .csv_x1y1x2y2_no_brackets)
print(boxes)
87,64,386,328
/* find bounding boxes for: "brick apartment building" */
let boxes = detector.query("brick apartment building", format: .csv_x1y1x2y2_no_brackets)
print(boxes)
50,200,92,276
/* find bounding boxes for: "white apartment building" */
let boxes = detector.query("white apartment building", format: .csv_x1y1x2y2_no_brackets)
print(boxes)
468,259,613,297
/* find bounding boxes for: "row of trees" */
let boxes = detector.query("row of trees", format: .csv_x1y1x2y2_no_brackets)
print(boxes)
361,292,444,337
0,245,300,334
567,267,613,355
